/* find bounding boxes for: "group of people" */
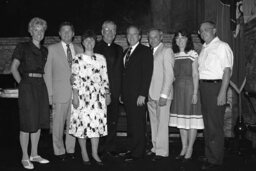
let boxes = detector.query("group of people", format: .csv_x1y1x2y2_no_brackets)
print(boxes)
10,17,233,171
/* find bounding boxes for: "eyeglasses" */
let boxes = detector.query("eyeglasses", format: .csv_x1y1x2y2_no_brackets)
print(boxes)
103,28,116,33
198,27,214,34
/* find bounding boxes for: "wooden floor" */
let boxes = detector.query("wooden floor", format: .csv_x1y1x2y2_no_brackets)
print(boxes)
0,130,256,171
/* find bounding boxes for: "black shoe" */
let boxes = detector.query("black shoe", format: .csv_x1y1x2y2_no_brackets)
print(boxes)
182,157,193,163
106,151,119,158
198,156,208,163
82,160,91,166
123,154,140,162
67,153,76,160
201,162,220,170
175,155,185,160
92,158,104,166
119,150,131,157
151,155,166,162
55,154,66,162
145,150,155,157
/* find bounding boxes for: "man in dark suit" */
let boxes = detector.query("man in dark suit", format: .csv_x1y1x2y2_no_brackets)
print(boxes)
121,25,153,161
94,20,123,157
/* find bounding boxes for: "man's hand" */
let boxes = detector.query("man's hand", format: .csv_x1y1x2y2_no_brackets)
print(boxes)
158,97,167,106
72,94,79,109
217,91,226,106
137,96,146,106
119,96,123,104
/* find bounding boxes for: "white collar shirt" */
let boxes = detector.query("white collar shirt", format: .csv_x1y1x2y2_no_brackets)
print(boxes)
198,37,233,80
153,43,162,55
123,42,139,64
61,41,76,58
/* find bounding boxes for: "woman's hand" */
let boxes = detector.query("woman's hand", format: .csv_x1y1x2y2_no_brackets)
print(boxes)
191,94,198,104
72,94,79,109
105,94,111,105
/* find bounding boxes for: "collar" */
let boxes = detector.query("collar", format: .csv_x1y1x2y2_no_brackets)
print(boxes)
153,42,162,54
130,42,139,51
61,41,73,48
102,40,112,47
203,37,219,48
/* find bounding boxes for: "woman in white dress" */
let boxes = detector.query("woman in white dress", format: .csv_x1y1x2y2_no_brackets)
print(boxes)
69,30,111,165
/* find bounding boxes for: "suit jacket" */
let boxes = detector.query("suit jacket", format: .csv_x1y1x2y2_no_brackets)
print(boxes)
44,42,83,103
94,40,123,100
122,43,153,101
149,43,174,100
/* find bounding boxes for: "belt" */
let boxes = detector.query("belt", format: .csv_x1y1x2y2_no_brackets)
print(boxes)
200,79,222,83
27,73,43,78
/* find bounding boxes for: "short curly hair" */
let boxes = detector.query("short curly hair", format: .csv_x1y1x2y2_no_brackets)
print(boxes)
28,17,47,33
81,29,97,43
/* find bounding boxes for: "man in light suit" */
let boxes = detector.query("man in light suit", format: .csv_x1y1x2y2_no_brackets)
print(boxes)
44,22,83,161
147,29,174,161
121,25,153,162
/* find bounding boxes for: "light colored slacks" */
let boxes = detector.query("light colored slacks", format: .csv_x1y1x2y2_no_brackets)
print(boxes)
52,99,76,155
147,97,171,157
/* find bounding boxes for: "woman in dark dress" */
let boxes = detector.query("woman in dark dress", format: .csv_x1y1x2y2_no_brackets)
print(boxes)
11,17,50,169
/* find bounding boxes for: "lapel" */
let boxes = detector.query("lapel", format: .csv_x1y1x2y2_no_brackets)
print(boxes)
57,42,70,69
124,43,141,68
153,43,164,59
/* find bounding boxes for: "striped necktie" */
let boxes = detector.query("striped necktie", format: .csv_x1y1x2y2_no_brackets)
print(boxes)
66,44,72,68
124,47,132,68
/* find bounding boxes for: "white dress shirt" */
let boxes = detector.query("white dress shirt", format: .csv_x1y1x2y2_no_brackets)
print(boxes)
61,41,76,58
123,42,139,65
198,37,233,80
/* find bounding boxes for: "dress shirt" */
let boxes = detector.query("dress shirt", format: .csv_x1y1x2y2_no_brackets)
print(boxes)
153,43,162,55
198,37,233,80
61,41,76,58
123,42,139,65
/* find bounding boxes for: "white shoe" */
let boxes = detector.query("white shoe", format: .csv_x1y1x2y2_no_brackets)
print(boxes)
30,155,49,164
21,159,34,170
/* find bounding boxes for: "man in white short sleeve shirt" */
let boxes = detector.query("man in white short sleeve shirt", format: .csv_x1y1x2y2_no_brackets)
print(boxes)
198,21,233,170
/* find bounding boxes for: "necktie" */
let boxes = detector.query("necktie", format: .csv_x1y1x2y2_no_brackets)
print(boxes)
66,44,72,68
124,47,132,68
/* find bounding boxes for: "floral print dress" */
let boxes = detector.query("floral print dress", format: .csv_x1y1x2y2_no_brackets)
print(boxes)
69,53,109,138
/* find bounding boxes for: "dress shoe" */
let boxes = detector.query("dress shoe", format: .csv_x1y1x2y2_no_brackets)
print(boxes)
123,154,140,162
82,160,91,166
119,150,131,157
55,154,67,162
91,158,104,166
106,151,119,157
151,155,166,162
175,155,185,160
30,155,50,164
198,156,208,163
182,157,193,163
21,159,34,170
67,153,76,160
201,162,221,170
145,150,155,156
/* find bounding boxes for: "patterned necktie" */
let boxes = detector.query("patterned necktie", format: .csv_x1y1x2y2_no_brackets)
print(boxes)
66,44,72,68
124,47,132,68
